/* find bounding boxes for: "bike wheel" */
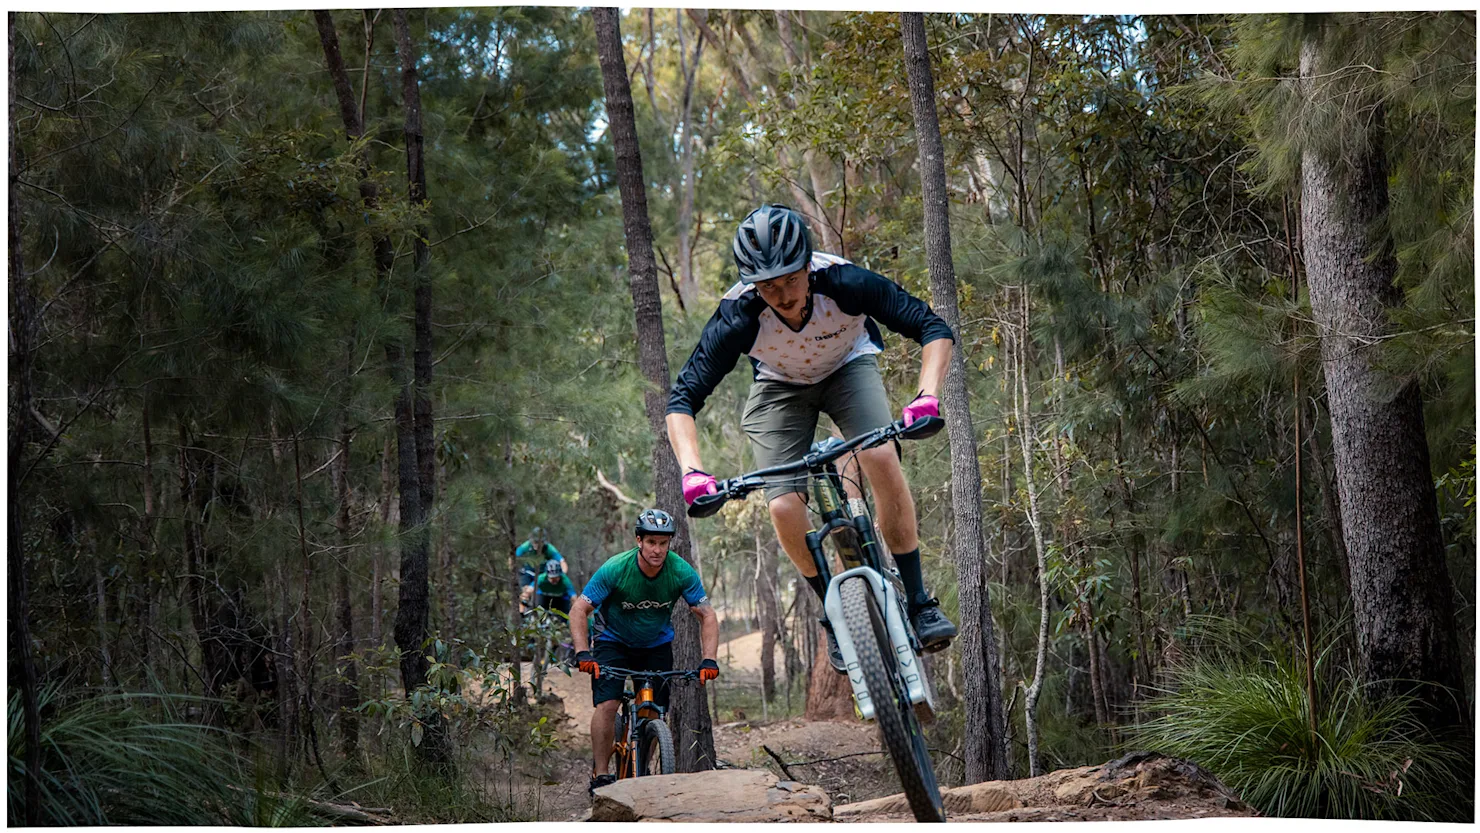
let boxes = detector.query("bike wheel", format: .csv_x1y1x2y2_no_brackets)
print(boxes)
840,576,945,822
638,719,676,776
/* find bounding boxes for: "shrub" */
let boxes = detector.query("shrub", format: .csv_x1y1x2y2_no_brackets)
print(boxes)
1132,631,1468,821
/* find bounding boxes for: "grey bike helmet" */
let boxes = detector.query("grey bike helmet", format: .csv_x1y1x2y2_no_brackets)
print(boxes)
733,204,813,284
530,526,547,546
635,508,676,536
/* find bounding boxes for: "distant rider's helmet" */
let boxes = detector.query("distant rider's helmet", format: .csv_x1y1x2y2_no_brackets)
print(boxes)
733,204,813,284
530,526,547,548
634,508,676,537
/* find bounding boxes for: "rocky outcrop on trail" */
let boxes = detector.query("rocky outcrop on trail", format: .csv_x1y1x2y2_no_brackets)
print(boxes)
835,751,1255,822
590,769,832,822
578,752,1251,823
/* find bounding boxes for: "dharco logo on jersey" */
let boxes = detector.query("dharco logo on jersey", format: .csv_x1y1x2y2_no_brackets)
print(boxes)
622,599,673,611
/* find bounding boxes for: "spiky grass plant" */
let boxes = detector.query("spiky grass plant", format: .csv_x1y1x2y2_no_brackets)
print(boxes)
1132,626,1469,821
8,686,319,826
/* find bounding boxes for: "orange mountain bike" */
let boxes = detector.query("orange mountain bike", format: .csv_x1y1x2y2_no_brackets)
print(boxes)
601,667,700,779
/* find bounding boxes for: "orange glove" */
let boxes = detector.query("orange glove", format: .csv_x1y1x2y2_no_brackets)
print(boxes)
576,650,600,679
698,658,719,685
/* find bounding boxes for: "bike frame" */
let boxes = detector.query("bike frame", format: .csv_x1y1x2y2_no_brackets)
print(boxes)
803,449,936,721
688,418,943,722
602,668,695,780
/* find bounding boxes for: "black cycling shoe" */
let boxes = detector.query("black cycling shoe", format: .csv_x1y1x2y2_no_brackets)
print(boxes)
910,597,957,652
819,618,847,674
589,773,617,795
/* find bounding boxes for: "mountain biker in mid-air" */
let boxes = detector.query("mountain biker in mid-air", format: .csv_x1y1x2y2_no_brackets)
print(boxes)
569,509,720,794
534,558,577,615
666,203,957,673
516,526,565,609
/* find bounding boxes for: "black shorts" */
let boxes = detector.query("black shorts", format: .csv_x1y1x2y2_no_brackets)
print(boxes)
591,640,674,708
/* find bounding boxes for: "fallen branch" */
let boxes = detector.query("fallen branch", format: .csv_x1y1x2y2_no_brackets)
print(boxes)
225,786,392,824
761,744,798,782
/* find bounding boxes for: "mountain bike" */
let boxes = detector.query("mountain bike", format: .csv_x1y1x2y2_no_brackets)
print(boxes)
688,415,947,822
600,667,700,779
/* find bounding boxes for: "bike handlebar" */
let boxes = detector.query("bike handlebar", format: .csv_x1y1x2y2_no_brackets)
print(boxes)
688,415,944,518
598,666,702,683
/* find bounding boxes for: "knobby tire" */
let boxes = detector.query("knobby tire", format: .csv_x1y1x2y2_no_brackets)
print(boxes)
640,718,676,776
839,576,946,822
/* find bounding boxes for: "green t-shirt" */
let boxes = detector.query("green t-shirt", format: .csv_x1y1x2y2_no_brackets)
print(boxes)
578,548,708,649
536,572,576,599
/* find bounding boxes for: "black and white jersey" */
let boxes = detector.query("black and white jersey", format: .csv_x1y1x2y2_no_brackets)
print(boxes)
666,252,955,417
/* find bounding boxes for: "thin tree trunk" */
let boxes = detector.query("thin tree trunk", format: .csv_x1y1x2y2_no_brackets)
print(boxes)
9,12,43,808
374,433,391,648
394,9,437,517
292,429,317,763
593,6,715,770
900,11,1009,782
1298,36,1464,733
757,531,779,704
335,404,359,757
674,10,703,311
1011,288,1051,777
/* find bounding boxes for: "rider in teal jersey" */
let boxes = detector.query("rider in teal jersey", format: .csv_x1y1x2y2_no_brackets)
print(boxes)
569,509,720,794
516,526,565,609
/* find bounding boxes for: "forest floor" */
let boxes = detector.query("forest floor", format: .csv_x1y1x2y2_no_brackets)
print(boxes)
510,631,1252,822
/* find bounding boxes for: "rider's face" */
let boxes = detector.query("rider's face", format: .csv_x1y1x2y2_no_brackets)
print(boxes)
752,267,809,320
636,534,672,572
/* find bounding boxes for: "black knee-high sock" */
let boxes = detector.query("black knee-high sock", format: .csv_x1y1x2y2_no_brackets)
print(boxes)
894,548,928,607
805,573,828,603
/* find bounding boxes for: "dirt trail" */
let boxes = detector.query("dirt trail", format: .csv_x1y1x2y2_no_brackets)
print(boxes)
533,634,1253,822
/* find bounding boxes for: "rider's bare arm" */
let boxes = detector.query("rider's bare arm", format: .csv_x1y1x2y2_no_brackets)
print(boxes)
918,338,953,399
666,411,705,474
691,600,720,662
569,595,595,653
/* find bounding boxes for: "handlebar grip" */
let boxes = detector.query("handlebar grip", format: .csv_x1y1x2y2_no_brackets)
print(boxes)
901,414,945,440
687,491,727,518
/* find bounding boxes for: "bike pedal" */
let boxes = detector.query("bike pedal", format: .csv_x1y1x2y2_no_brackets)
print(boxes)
920,639,952,655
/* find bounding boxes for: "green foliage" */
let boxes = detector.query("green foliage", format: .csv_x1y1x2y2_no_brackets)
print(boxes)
6,686,318,826
1132,621,1469,820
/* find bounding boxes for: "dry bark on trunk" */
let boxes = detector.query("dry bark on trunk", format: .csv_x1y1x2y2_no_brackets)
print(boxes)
900,11,1009,782
1298,38,1464,733
593,6,715,771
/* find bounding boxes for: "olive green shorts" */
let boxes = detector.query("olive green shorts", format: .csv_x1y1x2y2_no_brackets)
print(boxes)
741,355,895,502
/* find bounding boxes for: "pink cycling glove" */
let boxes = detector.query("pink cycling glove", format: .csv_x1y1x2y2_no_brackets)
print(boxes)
682,470,718,505
902,394,940,427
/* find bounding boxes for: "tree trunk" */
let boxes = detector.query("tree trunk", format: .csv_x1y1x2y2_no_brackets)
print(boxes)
804,624,856,721
394,9,437,516
757,530,779,703
1010,288,1051,777
1298,37,1465,733
9,11,43,813
317,9,444,761
335,405,359,757
900,12,1010,782
674,10,702,311
592,6,716,771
